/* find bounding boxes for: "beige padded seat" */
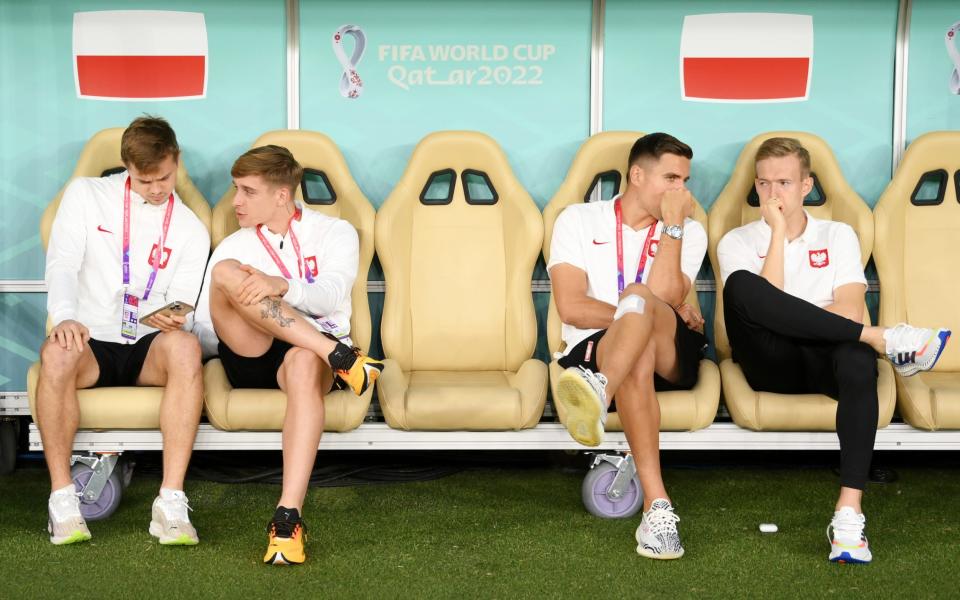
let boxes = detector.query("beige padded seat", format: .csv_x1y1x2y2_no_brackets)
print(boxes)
26,127,211,429
708,131,895,431
874,131,960,430
543,131,720,431
375,131,548,430
202,130,375,431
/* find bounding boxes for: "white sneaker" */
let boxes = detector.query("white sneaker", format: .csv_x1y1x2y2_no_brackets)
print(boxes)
48,485,92,545
828,507,872,564
555,366,608,447
149,490,199,545
884,324,952,377
636,498,684,560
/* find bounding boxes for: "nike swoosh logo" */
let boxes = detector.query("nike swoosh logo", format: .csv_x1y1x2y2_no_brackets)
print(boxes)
757,254,767,259
592,240,609,245
97,225,113,234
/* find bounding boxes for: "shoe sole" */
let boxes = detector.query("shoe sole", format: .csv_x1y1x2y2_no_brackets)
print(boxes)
830,551,872,564
49,530,92,545
636,544,684,560
556,371,603,447
149,521,199,546
264,551,304,565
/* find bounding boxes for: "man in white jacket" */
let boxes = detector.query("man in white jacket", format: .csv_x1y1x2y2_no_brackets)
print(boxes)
37,116,210,546
193,145,383,565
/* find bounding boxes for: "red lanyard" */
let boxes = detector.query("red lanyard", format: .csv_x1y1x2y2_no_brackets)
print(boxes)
255,208,315,283
123,177,174,300
614,197,658,295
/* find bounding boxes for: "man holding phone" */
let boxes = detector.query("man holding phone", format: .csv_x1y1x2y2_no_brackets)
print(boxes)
36,116,210,546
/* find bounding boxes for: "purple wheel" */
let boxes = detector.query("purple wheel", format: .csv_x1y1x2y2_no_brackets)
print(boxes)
581,462,643,518
71,463,123,521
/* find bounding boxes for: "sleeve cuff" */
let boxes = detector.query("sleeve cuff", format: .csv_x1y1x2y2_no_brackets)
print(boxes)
282,279,304,308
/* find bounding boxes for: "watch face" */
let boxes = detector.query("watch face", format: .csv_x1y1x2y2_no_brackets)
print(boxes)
665,225,683,239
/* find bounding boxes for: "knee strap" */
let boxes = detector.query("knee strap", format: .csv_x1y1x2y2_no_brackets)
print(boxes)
614,294,645,321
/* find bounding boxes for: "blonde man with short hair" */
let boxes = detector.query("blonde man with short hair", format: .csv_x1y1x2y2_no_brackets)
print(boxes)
193,145,383,565
717,137,951,564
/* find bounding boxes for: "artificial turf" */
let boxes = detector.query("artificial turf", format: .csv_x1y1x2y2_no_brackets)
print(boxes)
1,452,958,599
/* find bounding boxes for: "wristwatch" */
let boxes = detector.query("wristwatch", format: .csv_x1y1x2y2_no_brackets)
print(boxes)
663,224,684,240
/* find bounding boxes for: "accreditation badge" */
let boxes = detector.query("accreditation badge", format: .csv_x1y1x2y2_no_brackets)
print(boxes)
121,291,140,340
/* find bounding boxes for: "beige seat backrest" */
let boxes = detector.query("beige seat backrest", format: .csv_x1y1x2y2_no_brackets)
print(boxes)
376,131,542,372
41,127,211,249
212,130,376,353
542,131,709,355
875,131,960,371
708,131,874,359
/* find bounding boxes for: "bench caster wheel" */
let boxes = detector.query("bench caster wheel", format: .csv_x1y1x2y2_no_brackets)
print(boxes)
581,454,643,519
71,455,124,521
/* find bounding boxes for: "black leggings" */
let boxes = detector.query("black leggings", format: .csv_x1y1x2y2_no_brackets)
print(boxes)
723,270,879,490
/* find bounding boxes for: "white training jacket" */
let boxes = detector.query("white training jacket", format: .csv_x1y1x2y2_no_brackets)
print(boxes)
192,204,359,359
45,172,211,344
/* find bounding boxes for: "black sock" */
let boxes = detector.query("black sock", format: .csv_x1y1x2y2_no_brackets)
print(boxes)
327,342,358,371
273,505,300,523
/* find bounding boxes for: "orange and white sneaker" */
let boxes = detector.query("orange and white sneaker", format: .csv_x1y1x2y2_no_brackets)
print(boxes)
48,484,92,545
828,507,872,564
335,350,384,396
264,507,306,565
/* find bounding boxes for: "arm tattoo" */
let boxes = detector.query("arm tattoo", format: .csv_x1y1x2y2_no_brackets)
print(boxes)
259,297,294,328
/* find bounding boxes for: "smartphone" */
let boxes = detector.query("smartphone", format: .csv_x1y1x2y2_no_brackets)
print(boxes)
141,301,195,322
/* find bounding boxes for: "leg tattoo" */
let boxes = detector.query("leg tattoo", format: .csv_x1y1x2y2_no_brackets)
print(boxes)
259,297,294,328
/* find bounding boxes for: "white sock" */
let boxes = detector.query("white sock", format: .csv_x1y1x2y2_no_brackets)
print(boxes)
159,487,184,501
51,483,77,497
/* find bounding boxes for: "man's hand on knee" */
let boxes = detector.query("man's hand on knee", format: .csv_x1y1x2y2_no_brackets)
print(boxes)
236,265,289,306
50,320,90,353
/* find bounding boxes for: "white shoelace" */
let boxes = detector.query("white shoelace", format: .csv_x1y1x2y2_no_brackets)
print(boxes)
827,511,865,544
49,490,83,520
886,324,930,359
158,493,193,522
332,25,366,99
577,366,608,404
645,505,681,537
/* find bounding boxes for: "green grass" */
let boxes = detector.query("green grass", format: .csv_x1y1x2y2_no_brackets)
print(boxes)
2,456,958,599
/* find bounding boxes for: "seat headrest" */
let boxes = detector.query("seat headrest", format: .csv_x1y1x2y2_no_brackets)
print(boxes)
211,129,373,247
40,127,211,249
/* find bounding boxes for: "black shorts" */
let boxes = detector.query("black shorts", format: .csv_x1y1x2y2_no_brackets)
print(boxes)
557,309,707,411
88,332,161,387
218,338,293,389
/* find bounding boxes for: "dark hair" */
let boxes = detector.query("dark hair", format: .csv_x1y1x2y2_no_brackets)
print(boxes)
121,115,180,172
231,145,303,193
627,132,693,171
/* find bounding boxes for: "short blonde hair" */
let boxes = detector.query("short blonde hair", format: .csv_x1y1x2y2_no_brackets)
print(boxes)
231,145,303,193
755,137,811,176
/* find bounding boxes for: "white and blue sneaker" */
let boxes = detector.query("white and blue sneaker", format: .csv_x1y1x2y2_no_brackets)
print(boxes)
884,324,951,377
555,366,608,447
828,507,872,564
636,498,684,560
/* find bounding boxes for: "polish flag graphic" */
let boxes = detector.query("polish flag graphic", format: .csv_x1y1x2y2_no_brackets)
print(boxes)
680,13,813,103
73,11,208,100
